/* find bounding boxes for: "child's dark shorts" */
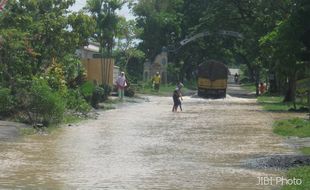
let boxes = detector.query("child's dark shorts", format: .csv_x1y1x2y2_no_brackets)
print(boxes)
173,97,181,107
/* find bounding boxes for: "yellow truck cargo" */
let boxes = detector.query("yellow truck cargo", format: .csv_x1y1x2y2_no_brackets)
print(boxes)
197,60,228,98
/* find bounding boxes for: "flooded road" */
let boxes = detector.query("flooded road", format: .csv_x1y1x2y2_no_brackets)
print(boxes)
0,86,296,189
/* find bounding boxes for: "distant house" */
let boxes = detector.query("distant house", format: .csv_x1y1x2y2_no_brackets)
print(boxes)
77,42,119,86
76,42,100,59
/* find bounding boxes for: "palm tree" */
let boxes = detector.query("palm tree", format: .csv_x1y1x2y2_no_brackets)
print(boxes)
85,0,126,57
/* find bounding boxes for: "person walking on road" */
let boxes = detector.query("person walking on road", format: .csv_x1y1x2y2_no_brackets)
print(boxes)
172,86,183,112
152,72,161,92
116,71,127,100
234,73,239,84
172,88,182,112
259,82,266,95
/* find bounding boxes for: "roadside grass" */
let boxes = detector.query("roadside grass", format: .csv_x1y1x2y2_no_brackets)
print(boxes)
300,147,310,155
137,84,174,96
17,95,139,137
273,118,310,138
100,96,140,108
282,166,310,190
99,98,119,110
19,112,85,136
19,124,61,136
272,118,310,190
19,127,37,136
263,96,310,190
240,84,307,112
101,104,116,110
104,98,122,104
137,84,192,96
63,114,83,124
241,83,256,92
257,95,305,112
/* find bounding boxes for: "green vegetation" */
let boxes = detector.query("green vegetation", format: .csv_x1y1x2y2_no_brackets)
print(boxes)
257,95,307,112
282,166,310,190
133,0,310,101
101,104,116,110
28,78,66,126
137,83,193,96
257,95,293,111
0,88,13,116
274,118,310,190
137,84,175,96
18,113,82,136
19,127,37,136
273,118,310,138
98,97,124,111
19,124,62,136
0,1,118,128
65,89,91,115
62,114,83,125
80,81,96,101
85,0,126,56
104,98,122,104
241,83,256,92
300,147,310,155
0,0,309,127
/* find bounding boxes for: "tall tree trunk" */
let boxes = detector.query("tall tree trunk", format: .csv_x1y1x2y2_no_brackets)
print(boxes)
246,61,256,83
255,70,260,96
284,73,297,103
268,71,278,93
237,53,255,82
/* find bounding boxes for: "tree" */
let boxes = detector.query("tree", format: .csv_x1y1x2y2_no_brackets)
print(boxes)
260,0,310,102
0,0,95,90
85,0,126,57
133,0,183,60
183,0,292,94
132,0,309,94
114,17,144,75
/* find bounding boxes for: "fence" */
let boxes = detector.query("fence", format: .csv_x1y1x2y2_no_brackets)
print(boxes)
82,58,115,86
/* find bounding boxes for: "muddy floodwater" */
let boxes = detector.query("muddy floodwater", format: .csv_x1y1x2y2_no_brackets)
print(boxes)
0,87,297,189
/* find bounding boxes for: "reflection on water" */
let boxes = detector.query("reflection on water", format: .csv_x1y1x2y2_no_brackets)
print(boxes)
0,95,294,189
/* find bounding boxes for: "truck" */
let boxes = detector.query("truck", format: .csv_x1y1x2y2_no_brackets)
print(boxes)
197,60,229,98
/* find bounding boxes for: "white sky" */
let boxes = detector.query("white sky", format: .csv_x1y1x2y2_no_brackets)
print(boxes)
69,0,135,20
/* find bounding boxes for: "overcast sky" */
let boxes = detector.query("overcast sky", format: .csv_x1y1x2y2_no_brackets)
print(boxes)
69,0,135,20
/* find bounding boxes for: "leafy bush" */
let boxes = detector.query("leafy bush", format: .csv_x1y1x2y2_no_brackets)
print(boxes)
0,87,14,116
239,77,250,84
66,89,91,114
45,62,68,96
101,84,112,101
125,87,135,97
62,54,87,88
27,78,65,126
80,81,95,102
91,86,105,109
79,81,113,108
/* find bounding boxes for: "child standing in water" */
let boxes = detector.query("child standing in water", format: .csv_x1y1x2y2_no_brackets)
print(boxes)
172,87,183,112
